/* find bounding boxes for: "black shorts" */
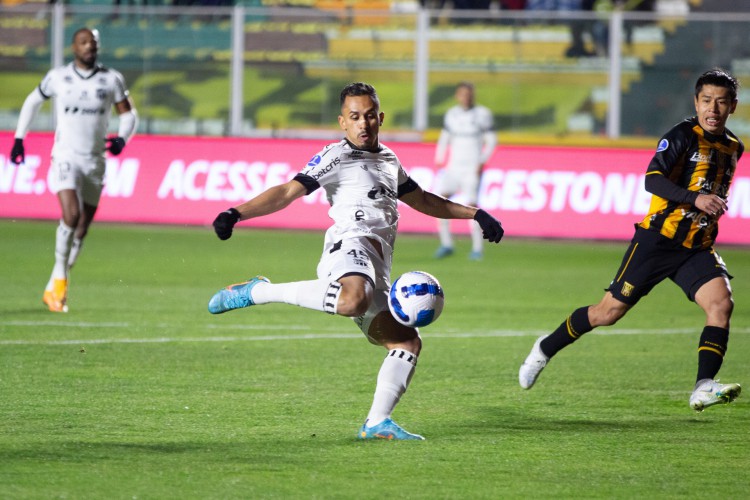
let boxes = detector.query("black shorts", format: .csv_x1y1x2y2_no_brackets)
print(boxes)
606,226,731,305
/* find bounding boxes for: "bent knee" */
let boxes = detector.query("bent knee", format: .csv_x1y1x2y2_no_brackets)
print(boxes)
590,302,629,327
336,291,371,317
705,296,734,324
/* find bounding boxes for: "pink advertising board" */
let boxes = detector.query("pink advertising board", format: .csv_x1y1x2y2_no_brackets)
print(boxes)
2,131,750,245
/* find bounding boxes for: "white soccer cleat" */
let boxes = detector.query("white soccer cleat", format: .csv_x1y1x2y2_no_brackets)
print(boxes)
689,379,741,412
519,335,550,389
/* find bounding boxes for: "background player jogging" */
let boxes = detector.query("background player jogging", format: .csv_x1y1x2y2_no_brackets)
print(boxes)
519,69,742,412
433,81,496,261
9,27,137,313
208,82,504,440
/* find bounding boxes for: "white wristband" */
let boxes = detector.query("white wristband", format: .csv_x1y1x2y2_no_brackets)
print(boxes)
117,109,138,143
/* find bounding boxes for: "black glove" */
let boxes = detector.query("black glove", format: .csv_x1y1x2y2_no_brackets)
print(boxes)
213,208,241,240
473,209,504,243
10,138,24,164
106,136,126,156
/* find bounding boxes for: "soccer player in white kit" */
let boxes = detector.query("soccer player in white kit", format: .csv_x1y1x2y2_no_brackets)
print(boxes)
9,27,138,313
433,82,496,261
208,83,504,440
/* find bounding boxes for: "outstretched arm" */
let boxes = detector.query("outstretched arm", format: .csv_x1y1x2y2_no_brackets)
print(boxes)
400,184,476,219
213,179,307,240
400,184,503,243
236,180,307,219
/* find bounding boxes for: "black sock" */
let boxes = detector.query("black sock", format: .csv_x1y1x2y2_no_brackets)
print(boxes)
696,326,729,383
540,306,593,358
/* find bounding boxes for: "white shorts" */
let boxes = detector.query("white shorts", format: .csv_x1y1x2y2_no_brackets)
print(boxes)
316,235,392,342
47,153,106,206
435,168,480,205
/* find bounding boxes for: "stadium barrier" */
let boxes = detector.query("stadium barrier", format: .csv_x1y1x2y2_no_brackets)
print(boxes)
2,131,750,245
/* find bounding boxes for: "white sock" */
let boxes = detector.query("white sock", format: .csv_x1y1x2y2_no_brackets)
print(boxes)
365,349,418,427
438,219,453,248
47,221,74,290
67,237,83,270
250,279,342,314
470,219,483,254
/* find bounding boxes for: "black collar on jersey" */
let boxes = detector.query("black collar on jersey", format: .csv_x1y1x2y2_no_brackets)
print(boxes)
688,116,733,144
72,63,103,80
344,138,382,153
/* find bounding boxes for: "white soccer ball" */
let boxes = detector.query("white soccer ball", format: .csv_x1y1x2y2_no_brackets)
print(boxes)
388,271,445,328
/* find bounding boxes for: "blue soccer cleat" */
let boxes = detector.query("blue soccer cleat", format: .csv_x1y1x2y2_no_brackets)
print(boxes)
208,276,269,314
468,251,483,261
358,418,425,441
434,246,454,259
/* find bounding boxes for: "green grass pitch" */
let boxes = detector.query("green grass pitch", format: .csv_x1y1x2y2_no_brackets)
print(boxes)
1,219,749,498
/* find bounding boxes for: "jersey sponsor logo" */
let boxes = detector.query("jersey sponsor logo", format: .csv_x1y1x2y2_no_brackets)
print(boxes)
690,151,713,164
696,177,729,198
367,185,397,200
307,155,322,167
310,157,340,180
64,106,106,115
656,139,669,152
683,210,714,228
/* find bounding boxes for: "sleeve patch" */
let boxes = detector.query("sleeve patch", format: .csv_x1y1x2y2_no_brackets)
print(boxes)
657,138,669,152
307,155,322,167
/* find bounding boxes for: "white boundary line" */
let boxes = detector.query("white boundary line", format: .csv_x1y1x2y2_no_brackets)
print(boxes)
3,320,748,345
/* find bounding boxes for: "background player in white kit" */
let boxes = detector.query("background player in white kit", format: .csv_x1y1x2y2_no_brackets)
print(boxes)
433,82,497,261
208,82,504,440
9,28,138,312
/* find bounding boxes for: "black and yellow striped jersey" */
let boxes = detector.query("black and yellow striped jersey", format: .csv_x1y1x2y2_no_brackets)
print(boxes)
639,117,744,249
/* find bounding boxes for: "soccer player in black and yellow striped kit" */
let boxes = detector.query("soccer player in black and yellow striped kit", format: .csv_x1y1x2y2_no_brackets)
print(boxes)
519,69,742,411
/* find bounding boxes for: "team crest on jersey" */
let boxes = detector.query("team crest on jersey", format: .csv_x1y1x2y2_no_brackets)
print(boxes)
620,281,634,297
307,155,322,167
656,139,669,152
96,88,107,100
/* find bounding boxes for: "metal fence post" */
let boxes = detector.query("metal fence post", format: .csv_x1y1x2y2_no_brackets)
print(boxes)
229,5,245,137
413,8,429,132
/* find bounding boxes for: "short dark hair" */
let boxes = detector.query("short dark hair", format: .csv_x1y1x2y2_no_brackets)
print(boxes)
340,82,380,110
72,27,99,44
456,81,474,92
695,68,739,101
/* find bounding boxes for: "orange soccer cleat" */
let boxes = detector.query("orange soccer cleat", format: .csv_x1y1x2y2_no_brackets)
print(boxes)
42,278,68,313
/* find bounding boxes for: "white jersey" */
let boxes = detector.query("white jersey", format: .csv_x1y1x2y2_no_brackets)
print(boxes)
435,104,496,171
296,139,412,253
39,62,129,158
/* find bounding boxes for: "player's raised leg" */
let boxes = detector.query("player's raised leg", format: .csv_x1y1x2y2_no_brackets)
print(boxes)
208,276,356,315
